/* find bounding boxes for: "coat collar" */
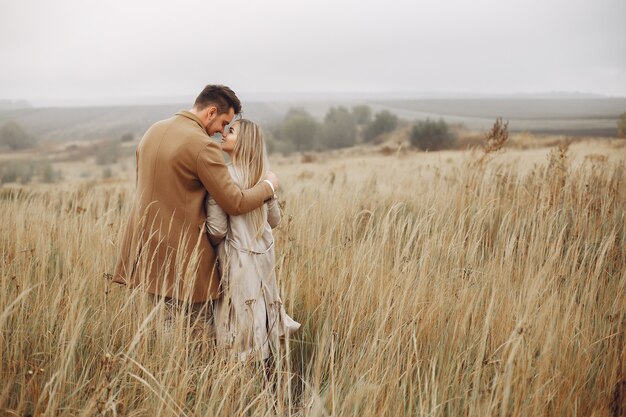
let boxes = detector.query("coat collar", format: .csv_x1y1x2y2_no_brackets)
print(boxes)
175,110,205,131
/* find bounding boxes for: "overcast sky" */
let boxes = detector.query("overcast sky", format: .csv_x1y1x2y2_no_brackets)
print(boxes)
1,0,625,104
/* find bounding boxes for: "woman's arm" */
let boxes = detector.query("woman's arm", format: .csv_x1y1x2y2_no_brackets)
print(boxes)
205,195,228,245
197,141,274,215
267,198,281,229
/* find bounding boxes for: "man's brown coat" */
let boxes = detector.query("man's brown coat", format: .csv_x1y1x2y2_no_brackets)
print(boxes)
113,111,272,302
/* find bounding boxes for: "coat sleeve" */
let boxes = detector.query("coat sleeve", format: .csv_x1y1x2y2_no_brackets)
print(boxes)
196,141,273,215
205,194,228,245
267,198,281,229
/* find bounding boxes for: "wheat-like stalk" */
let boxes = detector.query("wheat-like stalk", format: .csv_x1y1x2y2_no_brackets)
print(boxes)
1,143,624,416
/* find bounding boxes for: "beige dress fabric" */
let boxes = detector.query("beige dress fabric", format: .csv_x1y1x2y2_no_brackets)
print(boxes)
206,165,300,361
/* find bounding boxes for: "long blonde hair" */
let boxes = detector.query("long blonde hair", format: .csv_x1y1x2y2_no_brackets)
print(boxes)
230,119,269,238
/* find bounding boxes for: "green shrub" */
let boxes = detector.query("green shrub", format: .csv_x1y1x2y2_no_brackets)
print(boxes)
316,106,357,149
280,108,319,152
351,105,372,125
410,118,457,151
363,110,398,142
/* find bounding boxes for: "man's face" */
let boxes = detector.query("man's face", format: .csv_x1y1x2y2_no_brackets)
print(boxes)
205,106,235,136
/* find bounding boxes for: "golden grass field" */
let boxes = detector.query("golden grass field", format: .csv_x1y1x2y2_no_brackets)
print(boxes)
1,137,625,416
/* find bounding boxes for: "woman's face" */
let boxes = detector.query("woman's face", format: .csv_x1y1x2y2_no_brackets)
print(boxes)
220,122,239,154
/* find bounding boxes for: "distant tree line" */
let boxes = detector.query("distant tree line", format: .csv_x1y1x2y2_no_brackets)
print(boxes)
267,105,399,154
266,104,462,154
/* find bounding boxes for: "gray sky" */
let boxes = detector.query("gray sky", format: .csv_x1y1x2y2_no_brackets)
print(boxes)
1,0,625,104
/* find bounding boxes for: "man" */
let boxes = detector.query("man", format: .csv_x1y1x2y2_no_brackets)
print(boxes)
113,85,277,314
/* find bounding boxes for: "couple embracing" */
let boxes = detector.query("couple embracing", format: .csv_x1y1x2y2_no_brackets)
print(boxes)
113,85,300,363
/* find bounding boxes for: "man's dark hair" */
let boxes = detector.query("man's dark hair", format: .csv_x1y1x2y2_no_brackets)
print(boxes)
194,85,242,114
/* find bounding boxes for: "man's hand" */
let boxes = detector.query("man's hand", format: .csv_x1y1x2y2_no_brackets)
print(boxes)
265,171,280,191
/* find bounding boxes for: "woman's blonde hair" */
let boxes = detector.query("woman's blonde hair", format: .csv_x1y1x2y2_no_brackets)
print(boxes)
230,119,269,238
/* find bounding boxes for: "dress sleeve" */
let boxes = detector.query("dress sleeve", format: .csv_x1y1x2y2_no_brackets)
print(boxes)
196,140,273,215
267,198,281,229
205,194,228,245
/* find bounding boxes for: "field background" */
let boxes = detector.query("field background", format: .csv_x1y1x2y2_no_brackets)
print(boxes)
0,100,625,416
1,97,625,142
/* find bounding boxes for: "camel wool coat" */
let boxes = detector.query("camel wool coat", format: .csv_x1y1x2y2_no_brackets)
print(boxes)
113,111,273,302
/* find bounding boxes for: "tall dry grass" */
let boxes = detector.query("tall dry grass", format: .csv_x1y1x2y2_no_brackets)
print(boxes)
1,143,625,416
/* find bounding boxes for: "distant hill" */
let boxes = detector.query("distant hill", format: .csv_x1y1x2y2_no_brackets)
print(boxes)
0,102,285,142
21,91,615,107
367,98,626,136
0,97,624,142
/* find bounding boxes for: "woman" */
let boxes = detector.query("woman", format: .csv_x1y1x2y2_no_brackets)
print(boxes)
206,119,300,362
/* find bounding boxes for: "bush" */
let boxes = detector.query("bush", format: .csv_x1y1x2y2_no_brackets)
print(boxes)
363,110,398,142
280,108,319,152
0,121,37,150
316,106,357,149
410,119,457,151
352,105,372,125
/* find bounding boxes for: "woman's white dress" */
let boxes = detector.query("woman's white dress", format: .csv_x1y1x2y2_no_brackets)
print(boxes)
206,165,300,361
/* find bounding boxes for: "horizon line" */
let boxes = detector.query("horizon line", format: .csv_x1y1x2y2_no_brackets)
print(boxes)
1,90,625,109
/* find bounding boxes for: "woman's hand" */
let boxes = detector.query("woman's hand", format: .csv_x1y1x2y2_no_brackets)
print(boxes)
265,171,279,191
